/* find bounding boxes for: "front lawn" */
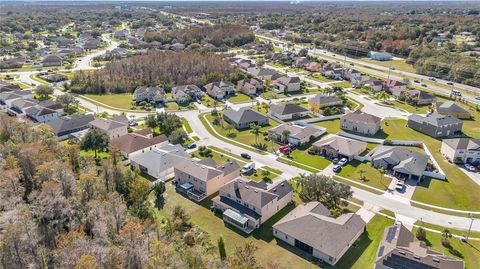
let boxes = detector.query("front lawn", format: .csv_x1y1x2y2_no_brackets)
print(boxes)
335,215,395,269
83,93,134,110
337,160,392,191
260,91,287,100
332,80,352,88
313,119,341,134
289,149,332,170
228,93,253,104
379,118,480,211
181,118,193,133
205,113,280,152
309,73,334,83
164,101,195,112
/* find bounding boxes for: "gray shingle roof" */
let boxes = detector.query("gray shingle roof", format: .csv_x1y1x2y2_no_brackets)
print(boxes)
341,110,381,124
46,114,94,135
309,94,343,105
408,113,463,127
273,202,365,259
223,108,267,125
436,101,470,115
367,146,429,177
269,103,309,116
442,138,480,151
130,144,189,175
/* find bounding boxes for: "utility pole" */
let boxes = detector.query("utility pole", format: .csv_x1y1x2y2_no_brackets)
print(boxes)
466,213,475,241
387,65,392,80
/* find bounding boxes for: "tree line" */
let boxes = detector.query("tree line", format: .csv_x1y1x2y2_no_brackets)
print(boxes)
69,51,242,94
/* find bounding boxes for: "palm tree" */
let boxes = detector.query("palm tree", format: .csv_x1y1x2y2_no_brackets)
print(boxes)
250,123,262,144
281,129,291,144
376,91,390,103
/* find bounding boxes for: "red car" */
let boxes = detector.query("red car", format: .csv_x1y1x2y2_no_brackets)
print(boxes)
279,145,291,154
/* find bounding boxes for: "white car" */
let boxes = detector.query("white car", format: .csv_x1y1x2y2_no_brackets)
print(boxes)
338,158,348,166
395,183,405,192
464,164,476,172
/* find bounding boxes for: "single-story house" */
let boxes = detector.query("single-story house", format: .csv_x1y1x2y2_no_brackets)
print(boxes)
174,157,241,201
305,62,322,72
340,110,381,136
89,114,129,139
308,94,343,113
223,108,268,129
436,101,471,119
408,113,463,138
375,223,464,269
248,68,278,80
268,103,310,121
312,135,367,161
46,114,94,139
110,129,169,158
273,202,365,265
130,144,189,181
213,178,293,234
366,145,429,181
268,123,326,146
440,138,480,164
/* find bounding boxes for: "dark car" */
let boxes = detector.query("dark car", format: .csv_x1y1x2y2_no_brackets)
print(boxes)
421,83,428,87
186,143,197,149
241,153,251,159
307,149,317,155
332,158,339,164
414,80,420,83
446,82,454,86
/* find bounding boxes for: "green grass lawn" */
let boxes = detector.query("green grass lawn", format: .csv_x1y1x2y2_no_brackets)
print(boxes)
289,149,332,170
201,94,217,107
181,118,193,133
313,119,341,134
160,184,324,268
332,80,352,88
164,102,195,112
378,118,480,211
79,149,109,159
260,91,287,100
228,93,253,104
335,215,395,269
269,62,288,69
83,93,134,110
337,160,392,191
411,227,480,269
381,100,431,114
309,73,334,83
205,113,280,152
360,57,416,73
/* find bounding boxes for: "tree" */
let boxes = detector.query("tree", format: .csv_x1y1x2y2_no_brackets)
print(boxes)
128,177,152,219
249,123,262,144
218,236,227,261
281,129,291,144
156,112,182,136
80,129,109,159
228,242,261,269
376,91,390,103
75,255,100,269
56,93,77,112
358,169,366,181
145,114,157,132
35,84,54,100
152,181,166,208
168,129,188,144
416,227,426,241
297,174,353,210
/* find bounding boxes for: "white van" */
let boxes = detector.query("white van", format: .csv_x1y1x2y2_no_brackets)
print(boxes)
241,162,255,174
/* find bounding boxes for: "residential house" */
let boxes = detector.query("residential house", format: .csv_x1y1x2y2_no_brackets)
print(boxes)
268,123,326,146
130,144,189,181
405,90,436,105
114,29,129,40
305,62,322,72
25,105,61,123
133,86,165,103
366,146,429,181
46,114,94,139
237,78,263,96
366,79,384,93
321,63,343,80
375,223,464,269
8,98,38,116
174,157,241,201
41,54,63,67
342,68,362,83
435,101,471,119
408,113,463,138
89,114,129,139
268,103,310,121
212,178,293,233
369,51,393,61
110,130,169,158
0,81,21,93
293,57,310,68
249,68,278,80
272,75,301,93
312,135,367,161
223,108,268,129
83,39,101,50
172,84,203,103
40,73,67,83
308,94,343,113
273,202,365,266
383,79,407,96
440,138,480,164
340,110,381,136
0,90,32,110
204,81,236,100
235,59,255,71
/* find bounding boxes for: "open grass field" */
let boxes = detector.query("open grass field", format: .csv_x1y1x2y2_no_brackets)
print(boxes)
161,183,325,268
376,118,480,211
360,57,416,73
84,93,134,110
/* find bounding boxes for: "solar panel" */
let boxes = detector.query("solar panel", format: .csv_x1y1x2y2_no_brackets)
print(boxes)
377,246,385,257
386,226,398,243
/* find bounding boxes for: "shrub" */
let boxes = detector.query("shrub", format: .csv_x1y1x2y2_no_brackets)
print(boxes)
416,227,426,241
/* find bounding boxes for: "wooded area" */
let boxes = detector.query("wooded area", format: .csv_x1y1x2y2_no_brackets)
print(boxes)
69,51,241,94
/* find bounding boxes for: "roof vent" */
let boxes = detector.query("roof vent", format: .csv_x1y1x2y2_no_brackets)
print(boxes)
254,190,258,193
281,183,284,187
273,188,277,192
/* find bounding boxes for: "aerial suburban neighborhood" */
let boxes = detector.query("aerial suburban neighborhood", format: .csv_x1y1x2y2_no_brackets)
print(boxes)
0,1,479,269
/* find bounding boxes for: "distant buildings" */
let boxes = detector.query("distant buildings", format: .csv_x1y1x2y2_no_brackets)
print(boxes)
213,178,293,233
133,86,165,103
204,81,236,100
408,113,463,138
375,223,464,269
273,201,365,266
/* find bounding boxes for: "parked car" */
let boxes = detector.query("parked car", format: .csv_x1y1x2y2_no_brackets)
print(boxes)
428,77,436,81
421,83,427,87
129,121,138,127
333,164,342,173
241,153,251,159
446,82,454,86
464,163,476,172
279,145,291,154
241,162,256,174
414,80,420,83
338,158,348,166
307,149,317,155
186,143,197,149
475,96,480,100
395,183,405,192
349,63,354,66
332,158,339,164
